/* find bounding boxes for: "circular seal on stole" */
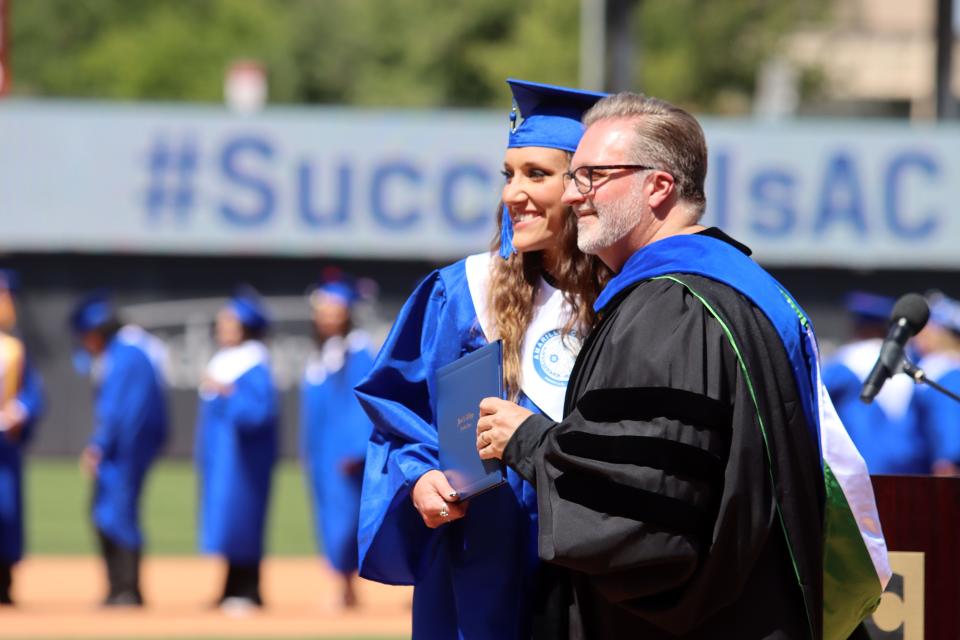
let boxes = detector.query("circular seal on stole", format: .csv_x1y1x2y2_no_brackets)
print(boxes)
532,330,581,387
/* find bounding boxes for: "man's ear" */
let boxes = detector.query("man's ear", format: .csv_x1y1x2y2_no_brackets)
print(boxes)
647,171,676,209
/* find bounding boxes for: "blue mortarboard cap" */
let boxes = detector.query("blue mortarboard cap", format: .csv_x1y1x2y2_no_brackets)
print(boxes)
0,269,19,293
844,291,895,321
229,286,270,331
501,79,606,258
310,268,379,309
69,292,115,334
314,281,358,308
927,292,960,333
506,79,606,153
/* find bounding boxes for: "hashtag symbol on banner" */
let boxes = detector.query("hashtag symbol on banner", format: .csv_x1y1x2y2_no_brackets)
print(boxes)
144,136,200,222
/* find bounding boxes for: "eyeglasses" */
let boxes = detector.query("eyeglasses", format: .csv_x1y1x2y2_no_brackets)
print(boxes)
562,164,657,195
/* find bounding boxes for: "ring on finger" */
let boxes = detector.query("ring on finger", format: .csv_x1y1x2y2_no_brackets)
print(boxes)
439,506,449,519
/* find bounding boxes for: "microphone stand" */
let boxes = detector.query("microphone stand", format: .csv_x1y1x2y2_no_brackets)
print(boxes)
901,359,960,405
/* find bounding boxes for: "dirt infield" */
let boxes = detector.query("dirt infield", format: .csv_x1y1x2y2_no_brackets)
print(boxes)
2,556,412,639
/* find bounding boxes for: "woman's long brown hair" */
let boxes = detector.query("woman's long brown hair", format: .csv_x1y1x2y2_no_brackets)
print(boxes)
486,200,611,401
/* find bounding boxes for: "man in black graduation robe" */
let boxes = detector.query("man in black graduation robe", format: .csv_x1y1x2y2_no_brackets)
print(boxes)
477,94,827,639
505,243,823,639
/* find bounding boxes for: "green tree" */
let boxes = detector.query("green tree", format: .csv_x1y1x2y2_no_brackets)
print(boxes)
638,0,828,113
281,0,519,106
11,0,291,101
8,0,826,113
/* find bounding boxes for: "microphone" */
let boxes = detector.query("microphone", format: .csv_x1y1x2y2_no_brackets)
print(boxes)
860,293,930,403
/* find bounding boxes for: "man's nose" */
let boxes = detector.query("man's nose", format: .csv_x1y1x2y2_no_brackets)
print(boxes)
561,179,584,207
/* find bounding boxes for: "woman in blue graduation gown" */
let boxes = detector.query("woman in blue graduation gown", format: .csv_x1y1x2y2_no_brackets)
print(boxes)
196,290,278,608
300,278,375,608
822,292,929,473
70,292,169,607
914,292,960,475
0,271,44,605
355,80,610,639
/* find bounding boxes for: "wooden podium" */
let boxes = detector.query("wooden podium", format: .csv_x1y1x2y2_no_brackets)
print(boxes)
863,475,960,639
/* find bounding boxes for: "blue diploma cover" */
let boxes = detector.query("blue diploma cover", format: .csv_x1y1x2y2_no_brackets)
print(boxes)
436,341,506,500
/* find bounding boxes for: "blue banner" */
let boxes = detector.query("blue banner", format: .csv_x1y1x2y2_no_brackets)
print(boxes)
2,100,959,267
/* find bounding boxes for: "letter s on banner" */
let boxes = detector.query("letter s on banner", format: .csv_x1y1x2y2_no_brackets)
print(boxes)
749,169,796,237
219,136,276,226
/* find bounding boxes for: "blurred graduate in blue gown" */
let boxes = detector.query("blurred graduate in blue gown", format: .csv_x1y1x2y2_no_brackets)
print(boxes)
913,292,960,476
196,288,278,610
822,291,930,473
70,291,169,606
300,274,376,609
0,270,44,605
355,80,611,639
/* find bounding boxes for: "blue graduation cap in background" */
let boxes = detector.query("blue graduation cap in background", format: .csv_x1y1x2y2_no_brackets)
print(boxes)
0,269,20,294
69,291,115,334
229,286,270,332
927,291,960,334
309,267,377,309
500,79,606,259
843,291,895,322
312,281,358,308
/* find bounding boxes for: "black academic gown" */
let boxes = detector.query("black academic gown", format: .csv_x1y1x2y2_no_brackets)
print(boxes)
504,241,824,639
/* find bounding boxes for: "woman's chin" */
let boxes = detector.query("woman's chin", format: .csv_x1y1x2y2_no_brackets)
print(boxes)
511,239,549,255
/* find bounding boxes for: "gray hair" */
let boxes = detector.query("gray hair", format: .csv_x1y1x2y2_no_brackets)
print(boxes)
582,92,707,215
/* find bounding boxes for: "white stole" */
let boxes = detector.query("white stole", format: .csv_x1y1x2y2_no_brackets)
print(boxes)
202,340,269,398
464,252,580,421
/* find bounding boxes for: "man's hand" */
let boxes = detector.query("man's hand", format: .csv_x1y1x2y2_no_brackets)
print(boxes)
477,397,533,461
411,469,467,528
80,445,102,479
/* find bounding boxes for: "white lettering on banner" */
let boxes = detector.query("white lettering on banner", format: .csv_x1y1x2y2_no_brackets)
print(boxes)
1,101,959,267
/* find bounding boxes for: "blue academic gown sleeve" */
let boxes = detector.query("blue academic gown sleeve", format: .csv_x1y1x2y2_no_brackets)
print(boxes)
15,361,44,445
356,263,542,640
301,345,376,574
225,367,277,433
91,346,160,459
91,349,133,458
823,354,929,473
822,359,887,470
355,269,476,585
91,341,167,550
821,360,860,407
197,363,278,564
341,349,377,461
920,368,960,464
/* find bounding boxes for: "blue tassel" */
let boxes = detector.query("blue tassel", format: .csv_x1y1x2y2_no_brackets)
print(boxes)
499,203,516,259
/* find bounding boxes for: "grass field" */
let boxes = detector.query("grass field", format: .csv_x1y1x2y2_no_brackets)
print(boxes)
26,458,317,555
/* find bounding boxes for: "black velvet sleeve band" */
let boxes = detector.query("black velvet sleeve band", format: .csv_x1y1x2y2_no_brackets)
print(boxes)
504,413,556,485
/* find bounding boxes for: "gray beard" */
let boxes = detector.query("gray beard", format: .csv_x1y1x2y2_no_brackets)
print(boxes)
576,182,644,254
